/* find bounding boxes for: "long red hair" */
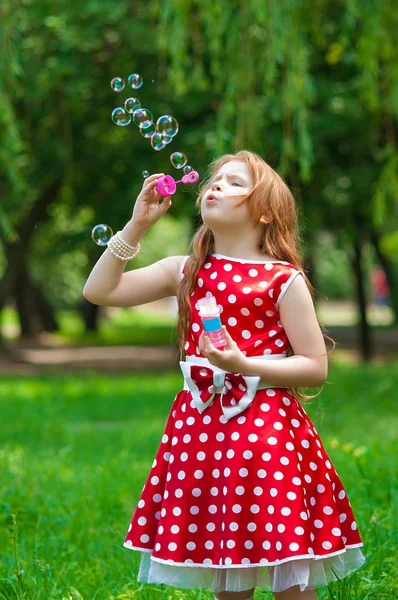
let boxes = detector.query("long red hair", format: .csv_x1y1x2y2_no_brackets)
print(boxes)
176,150,334,403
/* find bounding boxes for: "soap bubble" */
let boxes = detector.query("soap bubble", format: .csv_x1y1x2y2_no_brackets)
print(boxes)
92,224,113,246
128,73,143,89
140,123,155,138
110,77,125,92
156,115,179,138
124,97,141,113
183,165,193,175
111,107,131,126
133,108,153,129
151,133,167,151
170,152,187,169
162,134,173,144
142,170,149,178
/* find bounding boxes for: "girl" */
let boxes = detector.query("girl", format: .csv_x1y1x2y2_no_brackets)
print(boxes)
84,150,366,599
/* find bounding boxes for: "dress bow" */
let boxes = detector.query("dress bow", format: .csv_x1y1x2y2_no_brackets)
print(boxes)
179,361,261,420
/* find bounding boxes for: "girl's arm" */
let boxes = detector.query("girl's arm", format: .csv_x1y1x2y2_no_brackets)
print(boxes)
243,275,328,388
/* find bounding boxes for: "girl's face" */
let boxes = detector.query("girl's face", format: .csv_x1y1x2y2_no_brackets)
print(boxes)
201,160,254,228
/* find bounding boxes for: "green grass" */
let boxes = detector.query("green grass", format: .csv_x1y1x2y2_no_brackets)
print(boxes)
0,362,397,599
1,307,178,346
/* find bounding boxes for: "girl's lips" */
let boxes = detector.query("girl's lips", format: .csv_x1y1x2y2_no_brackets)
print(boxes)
206,196,218,203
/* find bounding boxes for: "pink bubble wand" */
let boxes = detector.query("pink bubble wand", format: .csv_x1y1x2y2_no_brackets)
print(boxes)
155,171,199,196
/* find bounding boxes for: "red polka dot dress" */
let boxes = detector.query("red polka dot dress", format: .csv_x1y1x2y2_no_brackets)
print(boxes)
123,253,366,594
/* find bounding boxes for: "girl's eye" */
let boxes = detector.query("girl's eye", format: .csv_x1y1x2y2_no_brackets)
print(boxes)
232,182,242,186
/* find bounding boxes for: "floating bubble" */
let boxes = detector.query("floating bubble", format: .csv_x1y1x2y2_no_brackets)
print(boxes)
124,97,141,114
151,133,167,151
170,152,187,169
183,165,193,175
142,170,150,178
162,133,173,144
110,77,125,92
140,123,155,138
128,73,143,89
156,115,179,138
111,107,131,126
92,224,113,246
133,108,153,129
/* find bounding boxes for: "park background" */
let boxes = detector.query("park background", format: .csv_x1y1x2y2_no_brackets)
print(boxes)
0,1,397,599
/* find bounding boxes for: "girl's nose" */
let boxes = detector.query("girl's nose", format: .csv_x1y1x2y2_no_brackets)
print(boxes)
212,183,222,191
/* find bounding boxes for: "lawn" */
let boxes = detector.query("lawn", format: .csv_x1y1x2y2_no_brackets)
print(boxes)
0,361,397,599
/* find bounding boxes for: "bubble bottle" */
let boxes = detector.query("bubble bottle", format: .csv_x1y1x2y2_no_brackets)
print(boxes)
197,296,227,350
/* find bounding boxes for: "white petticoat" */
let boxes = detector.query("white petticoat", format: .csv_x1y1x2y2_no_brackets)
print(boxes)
136,546,366,593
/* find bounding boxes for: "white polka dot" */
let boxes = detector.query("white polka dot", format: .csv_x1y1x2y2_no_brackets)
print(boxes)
263,541,271,550
274,471,284,480
287,492,297,500
286,442,294,451
325,460,332,469
261,403,271,412
339,513,347,523
280,456,289,465
281,507,291,516
254,419,264,427
267,437,278,445
277,524,285,533
338,490,346,500
322,541,332,550
257,469,267,478
243,450,253,459
292,477,301,485
351,521,357,530
323,506,333,515
301,440,310,449
294,527,304,535
282,397,291,406
267,505,274,514
248,433,258,443
273,422,283,430
291,419,300,428
270,488,278,497
276,541,282,550
309,462,318,471
266,523,273,532
236,486,245,495
228,295,237,303
266,310,274,317
251,504,260,513
289,543,299,551
314,520,323,528
332,528,341,536
300,512,308,520
266,389,276,397
255,320,265,328
254,487,263,496
317,484,325,493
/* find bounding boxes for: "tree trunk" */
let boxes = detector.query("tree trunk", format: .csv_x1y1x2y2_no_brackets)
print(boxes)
369,229,398,324
80,299,101,332
351,235,373,361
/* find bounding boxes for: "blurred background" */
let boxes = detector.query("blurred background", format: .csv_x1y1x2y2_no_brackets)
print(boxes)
0,2,397,600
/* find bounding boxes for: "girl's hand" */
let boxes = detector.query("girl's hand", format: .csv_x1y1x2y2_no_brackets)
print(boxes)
131,173,172,229
199,326,248,374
